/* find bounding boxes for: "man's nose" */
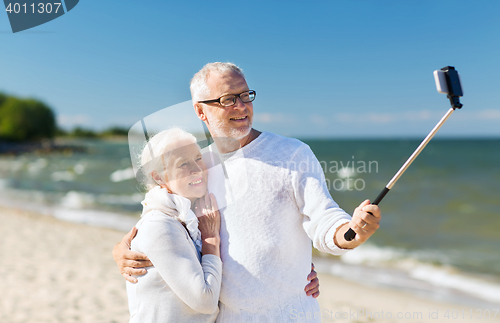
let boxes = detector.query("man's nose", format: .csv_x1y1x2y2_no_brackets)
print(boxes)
233,96,248,109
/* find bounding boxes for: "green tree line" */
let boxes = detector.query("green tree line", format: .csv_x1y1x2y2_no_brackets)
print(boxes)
56,126,129,138
0,93,56,141
0,92,129,141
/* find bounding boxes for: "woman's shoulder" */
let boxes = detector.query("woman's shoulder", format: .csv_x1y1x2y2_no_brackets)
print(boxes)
137,210,186,234
133,210,190,251
132,211,195,259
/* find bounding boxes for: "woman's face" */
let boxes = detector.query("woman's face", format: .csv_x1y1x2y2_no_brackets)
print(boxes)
162,142,207,203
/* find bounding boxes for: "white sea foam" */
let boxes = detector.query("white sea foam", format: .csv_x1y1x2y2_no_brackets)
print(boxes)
52,207,137,232
0,159,25,173
51,171,75,182
110,167,135,182
409,264,500,303
0,178,9,189
340,243,404,265
0,187,138,232
60,191,96,209
337,166,356,179
337,243,500,305
73,163,85,175
27,158,48,175
54,190,145,210
97,193,144,205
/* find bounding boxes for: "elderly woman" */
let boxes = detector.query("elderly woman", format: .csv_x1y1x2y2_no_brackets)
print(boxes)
126,127,222,323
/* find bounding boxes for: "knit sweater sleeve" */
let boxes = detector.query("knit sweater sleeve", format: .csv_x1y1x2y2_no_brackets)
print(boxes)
291,144,352,256
136,214,222,314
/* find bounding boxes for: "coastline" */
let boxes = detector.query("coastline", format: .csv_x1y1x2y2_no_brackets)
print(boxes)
315,269,499,323
1,206,498,322
0,139,88,155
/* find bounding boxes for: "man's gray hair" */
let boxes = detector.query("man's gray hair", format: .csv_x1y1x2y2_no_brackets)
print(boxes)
190,62,245,102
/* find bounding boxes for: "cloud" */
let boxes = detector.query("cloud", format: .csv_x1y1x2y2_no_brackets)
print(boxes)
309,113,329,126
475,109,500,120
254,112,296,124
108,115,145,127
334,110,439,124
333,109,500,125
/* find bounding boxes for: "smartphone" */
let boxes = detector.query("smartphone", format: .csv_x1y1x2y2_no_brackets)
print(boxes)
433,66,463,97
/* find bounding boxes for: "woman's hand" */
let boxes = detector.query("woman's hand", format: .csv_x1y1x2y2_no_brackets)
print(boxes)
195,193,221,257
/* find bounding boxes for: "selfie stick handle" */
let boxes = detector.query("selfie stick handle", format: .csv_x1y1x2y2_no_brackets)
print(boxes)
344,106,462,241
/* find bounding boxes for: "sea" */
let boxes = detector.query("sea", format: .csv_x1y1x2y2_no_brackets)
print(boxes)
1,137,499,308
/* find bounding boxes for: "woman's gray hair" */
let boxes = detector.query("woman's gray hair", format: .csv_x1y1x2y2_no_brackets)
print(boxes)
139,127,199,191
190,62,245,102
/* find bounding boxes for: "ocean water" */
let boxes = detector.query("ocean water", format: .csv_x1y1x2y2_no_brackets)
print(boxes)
1,137,499,305
308,138,500,306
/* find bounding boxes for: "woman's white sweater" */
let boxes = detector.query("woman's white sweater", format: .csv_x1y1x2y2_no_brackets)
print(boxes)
126,193,222,323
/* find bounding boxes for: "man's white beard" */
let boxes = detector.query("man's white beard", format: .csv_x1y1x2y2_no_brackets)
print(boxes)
209,118,252,141
207,117,252,151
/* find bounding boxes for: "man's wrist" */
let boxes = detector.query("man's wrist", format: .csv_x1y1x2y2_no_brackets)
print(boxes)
334,223,359,250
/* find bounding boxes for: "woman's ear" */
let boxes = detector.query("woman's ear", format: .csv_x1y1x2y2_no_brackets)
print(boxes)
151,171,163,185
194,103,208,122
152,171,172,193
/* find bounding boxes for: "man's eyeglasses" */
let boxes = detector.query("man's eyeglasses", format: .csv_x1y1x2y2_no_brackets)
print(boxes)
198,90,256,107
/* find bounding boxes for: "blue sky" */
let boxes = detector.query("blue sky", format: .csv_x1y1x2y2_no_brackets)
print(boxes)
1,0,499,138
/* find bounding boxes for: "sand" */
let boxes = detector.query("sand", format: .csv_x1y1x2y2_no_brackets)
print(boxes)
0,206,128,323
1,206,497,323
315,274,498,323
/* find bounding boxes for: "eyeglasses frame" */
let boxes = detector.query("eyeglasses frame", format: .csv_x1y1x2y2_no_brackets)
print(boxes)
197,90,256,107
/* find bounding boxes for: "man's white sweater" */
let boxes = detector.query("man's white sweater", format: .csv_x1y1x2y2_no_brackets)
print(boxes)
204,131,351,322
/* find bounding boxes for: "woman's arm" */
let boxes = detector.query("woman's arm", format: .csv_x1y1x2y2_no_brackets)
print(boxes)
138,214,222,314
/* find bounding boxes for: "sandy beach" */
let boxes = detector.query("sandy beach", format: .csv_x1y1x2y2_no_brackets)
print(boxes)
0,206,129,323
315,273,498,323
1,206,497,323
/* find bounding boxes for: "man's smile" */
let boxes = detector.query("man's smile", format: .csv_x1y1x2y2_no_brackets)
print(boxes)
229,116,248,121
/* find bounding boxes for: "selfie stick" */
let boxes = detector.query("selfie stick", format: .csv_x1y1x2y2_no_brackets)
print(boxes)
344,66,464,241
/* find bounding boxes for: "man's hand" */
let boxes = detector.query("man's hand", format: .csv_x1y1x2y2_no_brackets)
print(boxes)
112,227,153,283
334,199,381,249
304,263,320,298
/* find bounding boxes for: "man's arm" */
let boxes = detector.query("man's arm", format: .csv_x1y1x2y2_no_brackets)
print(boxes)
291,144,382,254
334,199,381,249
112,227,152,283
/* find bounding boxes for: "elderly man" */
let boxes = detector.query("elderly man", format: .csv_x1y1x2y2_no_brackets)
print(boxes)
113,62,381,322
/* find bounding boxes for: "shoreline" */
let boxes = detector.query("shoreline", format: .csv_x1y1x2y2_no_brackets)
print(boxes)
1,205,499,322
315,273,499,323
0,139,88,155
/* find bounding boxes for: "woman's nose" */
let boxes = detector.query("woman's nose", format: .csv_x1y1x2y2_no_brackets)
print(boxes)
190,162,202,173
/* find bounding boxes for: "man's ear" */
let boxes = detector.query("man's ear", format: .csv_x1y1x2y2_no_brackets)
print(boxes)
194,103,208,122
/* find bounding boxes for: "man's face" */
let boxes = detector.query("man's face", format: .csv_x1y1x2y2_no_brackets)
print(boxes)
199,71,253,140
